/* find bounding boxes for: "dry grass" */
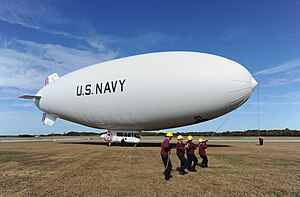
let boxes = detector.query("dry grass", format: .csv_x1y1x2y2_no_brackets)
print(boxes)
0,140,299,197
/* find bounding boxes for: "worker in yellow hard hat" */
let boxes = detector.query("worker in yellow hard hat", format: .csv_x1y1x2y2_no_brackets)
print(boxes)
176,135,189,175
198,138,208,168
186,135,198,172
160,131,173,180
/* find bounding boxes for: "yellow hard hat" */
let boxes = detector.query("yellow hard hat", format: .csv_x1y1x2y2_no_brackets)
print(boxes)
198,138,203,142
187,135,193,141
177,135,183,140
166,132,173,137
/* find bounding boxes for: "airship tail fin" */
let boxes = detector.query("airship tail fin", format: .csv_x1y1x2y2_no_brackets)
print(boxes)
19,95,41,99
42,112,57,126
45,73,59,85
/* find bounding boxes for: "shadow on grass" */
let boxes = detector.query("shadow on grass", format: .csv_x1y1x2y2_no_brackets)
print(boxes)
59,141,232,148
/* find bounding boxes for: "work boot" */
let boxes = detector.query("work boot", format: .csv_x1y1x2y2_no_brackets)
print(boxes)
165,174,172,180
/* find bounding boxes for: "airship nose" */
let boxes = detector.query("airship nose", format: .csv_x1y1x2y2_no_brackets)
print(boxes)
228,73,258,109
251,77,258,91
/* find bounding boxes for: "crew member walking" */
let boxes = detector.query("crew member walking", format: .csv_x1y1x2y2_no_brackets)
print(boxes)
186,135,198,172
198,138,208,168
161,132,173,180
176,135,189,175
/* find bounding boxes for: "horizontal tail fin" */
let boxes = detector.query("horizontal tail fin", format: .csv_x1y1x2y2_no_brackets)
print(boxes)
45,73,59,85
19,95,41,99
42,112,57,126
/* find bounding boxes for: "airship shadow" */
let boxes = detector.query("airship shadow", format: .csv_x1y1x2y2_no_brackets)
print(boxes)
59,141,232,148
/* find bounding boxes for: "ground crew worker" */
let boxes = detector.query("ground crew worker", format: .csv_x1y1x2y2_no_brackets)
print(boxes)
259,136,264,145
186,135,198,172
160,132,173,180
198,138,208,168
176,135,189,175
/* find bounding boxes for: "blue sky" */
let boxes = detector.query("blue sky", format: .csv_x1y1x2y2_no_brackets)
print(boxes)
1,0,300,135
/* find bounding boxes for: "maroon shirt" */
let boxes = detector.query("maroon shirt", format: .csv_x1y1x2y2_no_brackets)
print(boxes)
160,138,171,156
199,143,207,156
186,141,197,155
176,141,185,157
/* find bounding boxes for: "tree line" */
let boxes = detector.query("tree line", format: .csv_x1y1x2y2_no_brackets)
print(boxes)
142,128,300,137
2,128,299,137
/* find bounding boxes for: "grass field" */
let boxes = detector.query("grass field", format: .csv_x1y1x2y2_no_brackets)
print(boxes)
0,139,299,197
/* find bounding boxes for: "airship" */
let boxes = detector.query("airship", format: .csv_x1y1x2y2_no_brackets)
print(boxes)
20,51,258,145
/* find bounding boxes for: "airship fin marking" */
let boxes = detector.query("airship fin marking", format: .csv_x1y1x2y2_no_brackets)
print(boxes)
42,112,57,126
45,73,59,85
194,115,208,123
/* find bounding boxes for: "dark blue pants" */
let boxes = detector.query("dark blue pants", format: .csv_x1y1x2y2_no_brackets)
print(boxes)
200,155,208,167
161,155,172,178
178,156,189,174
187,154,198,171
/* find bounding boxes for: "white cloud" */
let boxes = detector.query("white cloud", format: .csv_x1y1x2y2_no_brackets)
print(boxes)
0,48,45,89
0,0,94,47
0,87,34,101
132,31,177,49
261,78,289,87
208,26,251,42
82,31,178,53
0,0,178,53
254,59,300,76
258,91,300,108
254,58,300,87
0,0,70,30
0,39,118,99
